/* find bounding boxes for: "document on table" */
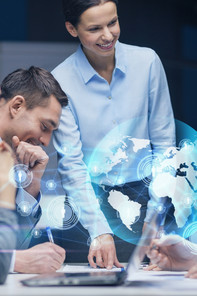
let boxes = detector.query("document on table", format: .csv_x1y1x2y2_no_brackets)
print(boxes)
127,270,197,292
57,264,124,273
127,270,186,281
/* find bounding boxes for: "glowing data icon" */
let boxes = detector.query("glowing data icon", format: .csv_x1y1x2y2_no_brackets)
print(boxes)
32,229,42,239
47,196,80,230
10,164,33,188
17,201,32,217
46,180,57,191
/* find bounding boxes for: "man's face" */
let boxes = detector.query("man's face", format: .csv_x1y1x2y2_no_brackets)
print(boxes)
7,95,61,147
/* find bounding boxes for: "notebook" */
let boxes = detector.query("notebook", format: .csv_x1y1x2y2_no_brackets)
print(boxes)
21,208,161,287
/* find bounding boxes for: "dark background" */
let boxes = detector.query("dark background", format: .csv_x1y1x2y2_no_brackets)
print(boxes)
0,0,197,262
0,0,197,130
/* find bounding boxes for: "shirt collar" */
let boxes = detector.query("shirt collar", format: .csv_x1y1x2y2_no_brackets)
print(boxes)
76,45,97,84
76,41,126,84
114,40,127,74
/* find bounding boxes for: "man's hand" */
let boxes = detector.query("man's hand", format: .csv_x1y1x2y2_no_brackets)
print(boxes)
88,234,123,269
146,235,197,271
14,242,66,273
142,223,164,271
12,136,49,197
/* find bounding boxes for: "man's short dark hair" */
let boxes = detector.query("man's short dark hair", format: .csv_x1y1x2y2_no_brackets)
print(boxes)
0,66,68,109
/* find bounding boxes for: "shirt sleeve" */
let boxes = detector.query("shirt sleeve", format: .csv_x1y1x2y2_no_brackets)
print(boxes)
0,208,18,284
148,52,176,152
9,250,16,273
15,189,42,249
144,52,176,224
16,189,41,216
53,105,113,240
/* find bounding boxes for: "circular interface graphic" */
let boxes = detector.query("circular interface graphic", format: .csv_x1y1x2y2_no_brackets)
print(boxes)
47,196,80,230
10,164,33,188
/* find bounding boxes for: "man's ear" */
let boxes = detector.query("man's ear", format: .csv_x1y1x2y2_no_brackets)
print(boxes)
9,95,26,118
65,21,78,38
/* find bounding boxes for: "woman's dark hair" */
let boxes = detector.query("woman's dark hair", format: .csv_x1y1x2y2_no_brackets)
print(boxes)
0,66,68,109
62,0,118,27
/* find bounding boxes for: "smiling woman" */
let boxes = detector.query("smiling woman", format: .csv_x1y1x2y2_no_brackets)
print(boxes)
52,0,175,270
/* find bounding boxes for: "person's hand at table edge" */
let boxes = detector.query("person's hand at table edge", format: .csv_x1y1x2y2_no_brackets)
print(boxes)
88,234,124,270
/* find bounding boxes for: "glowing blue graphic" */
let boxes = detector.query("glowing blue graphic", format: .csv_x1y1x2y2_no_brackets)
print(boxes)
32,229,42,239
179,139,195,153
182,195,194,208
183,222,197,255
17,201,32,217
156,203,166,215
137,154,162,187
9,164,33,188
88,119,151,186
61,143,72,155
88,162,102,177
157,230,166,239
46,180,57,191
86,119,197,244
88,237,101,251
183,222,197,239
116,176,126,186
149,139,197,229
63,198,80,230
96,196,103,205
99,177,114,189
108,190,141,232
47,196,80,230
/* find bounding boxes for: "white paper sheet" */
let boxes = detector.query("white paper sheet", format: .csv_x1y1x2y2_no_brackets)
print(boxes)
57,264,124,273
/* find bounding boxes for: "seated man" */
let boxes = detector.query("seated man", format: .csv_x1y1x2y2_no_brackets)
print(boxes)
0,141,17,284
146,235,197,279
0,66,68,273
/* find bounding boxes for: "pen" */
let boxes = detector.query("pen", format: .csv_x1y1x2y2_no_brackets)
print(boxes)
46,226,54,243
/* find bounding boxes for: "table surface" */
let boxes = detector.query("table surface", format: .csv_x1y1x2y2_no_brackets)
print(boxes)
1,266,197,296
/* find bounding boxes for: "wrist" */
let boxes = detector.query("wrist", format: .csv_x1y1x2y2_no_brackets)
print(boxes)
24,183,40,199
14,250,27,273
0,200,15,210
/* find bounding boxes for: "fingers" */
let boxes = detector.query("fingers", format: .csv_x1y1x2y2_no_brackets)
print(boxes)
185,265,197,279
146,240,160,260
43,243,66,271
12,136,20,150
88,234,122,270
144,263,159,271
147,249,162,265
14,243,66,274
105,250,113,270
144,263,162,271
12,137,49,169
146,240,170,271
114,255,124,268
88,250,97,269
51,243,66,262
96,251,105,268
